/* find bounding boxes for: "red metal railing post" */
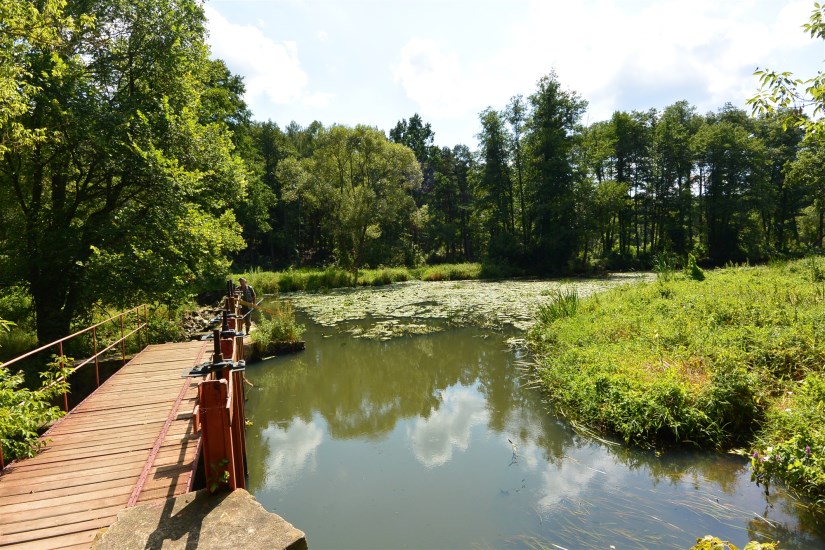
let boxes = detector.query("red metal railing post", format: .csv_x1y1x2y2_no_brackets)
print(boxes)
93,326,100,387
231,369,247,485
134,308,140,351
59,341,68,412
198,379,237,491
120,313,125,366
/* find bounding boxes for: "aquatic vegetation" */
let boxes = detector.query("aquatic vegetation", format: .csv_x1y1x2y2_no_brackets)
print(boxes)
251,301,305,354
286,274,651,337
527,257,825,502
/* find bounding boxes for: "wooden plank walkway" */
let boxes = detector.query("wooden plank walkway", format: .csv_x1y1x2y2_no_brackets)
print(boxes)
0,340,209,549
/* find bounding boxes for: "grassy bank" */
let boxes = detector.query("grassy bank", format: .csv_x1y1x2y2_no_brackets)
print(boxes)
527,257,825,504
235,263,494,294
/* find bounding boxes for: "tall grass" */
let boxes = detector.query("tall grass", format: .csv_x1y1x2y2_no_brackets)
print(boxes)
236,263,487,293
527,257,825,502
536,288,578,324
251,301,305,353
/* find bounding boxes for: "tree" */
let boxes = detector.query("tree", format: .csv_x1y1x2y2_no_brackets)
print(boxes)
0,0,246,344
692,106,765,262
477,107,516,260
506,95,531,248
284,125,422,276
525,73,588,271
748,3,825,135
787,134,825,248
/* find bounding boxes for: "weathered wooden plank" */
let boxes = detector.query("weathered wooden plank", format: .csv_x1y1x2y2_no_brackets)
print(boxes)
1,528,99,549
0,516,114,546
0,503,123,535
0,477,137,506
0,339,208,549
0,464,144,494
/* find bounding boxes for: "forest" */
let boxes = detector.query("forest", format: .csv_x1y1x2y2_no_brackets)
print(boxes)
1,0,824,346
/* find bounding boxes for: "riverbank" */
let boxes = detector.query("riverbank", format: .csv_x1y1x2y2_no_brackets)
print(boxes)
526,257,825,505
235,262,515,294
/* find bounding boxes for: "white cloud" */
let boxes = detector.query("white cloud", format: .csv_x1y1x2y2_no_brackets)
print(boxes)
317,30,328,43
392,38,468,119
303,91,335,108
205,5,309,107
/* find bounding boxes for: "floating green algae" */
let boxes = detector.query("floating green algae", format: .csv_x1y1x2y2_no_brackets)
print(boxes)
279,273,653,339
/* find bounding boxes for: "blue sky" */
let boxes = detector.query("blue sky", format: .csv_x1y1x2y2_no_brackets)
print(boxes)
205,0,825,148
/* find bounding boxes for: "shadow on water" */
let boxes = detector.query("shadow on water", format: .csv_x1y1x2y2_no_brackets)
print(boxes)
243,313,825,550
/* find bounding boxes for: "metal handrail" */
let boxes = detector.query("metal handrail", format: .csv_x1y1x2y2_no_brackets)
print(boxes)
1,304,148,370
1,304,149,469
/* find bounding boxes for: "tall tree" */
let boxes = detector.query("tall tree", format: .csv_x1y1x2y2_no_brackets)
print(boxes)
525,73,588,271
477,108,515,260
0,0,246,344
692,106,765,262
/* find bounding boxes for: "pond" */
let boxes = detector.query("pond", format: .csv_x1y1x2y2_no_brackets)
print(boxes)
244,280,825,549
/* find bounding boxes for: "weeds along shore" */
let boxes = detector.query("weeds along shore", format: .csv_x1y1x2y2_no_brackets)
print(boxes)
526,257,825,506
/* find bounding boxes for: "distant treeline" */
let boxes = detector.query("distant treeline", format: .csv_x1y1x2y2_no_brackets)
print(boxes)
233,77,824,274
2,0,823,344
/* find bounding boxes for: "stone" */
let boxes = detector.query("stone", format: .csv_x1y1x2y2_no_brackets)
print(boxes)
93,489,307,550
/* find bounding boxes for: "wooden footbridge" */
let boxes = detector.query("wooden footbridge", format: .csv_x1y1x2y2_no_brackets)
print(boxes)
0,291,250,549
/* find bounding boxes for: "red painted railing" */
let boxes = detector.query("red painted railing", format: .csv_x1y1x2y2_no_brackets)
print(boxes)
192,293,248,492
0,304,149,469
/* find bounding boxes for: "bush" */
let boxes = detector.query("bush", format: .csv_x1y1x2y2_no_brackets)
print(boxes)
251,301,305,354
1,349,72,463
751,373,825,502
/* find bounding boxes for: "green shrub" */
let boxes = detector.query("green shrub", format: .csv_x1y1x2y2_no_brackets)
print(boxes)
251,301,305,353
528,257,825,498
0,327,37,362
684,253,705,281
751,373,825,502
1,349,72,462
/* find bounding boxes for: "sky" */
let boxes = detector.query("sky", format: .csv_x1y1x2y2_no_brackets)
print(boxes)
205,0,825,149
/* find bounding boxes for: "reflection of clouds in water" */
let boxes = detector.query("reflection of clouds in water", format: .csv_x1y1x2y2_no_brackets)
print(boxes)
261,417,324,490
408,386,489,468
536,451,617,512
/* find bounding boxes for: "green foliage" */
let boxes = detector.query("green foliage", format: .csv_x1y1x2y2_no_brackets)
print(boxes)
536,288,579,324
251,301,305,352
751,373,825,502
528,258,825,468
207,458,231,493
685,254,706,281
653,252,678,282
1,352,72,462
145,304,189,345
0,328,37,362
238,263,486,293
0,0,247,344
419,263,481,281
747,3,825,135
690,536,778,550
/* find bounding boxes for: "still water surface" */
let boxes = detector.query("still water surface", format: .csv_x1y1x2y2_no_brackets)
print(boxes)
245,315,824,549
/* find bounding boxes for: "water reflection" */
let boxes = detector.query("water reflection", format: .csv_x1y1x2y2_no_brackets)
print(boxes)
408,386,488,468
259,417,323,491
244,315,825,549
